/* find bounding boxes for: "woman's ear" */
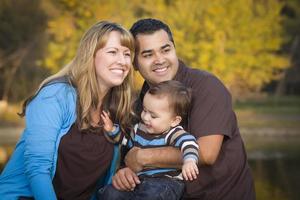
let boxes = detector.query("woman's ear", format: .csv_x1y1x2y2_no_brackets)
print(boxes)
171,115,182,127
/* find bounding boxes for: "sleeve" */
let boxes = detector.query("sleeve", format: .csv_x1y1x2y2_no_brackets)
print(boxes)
167,128,199,163
23,86,66,200
189,75,234,139
104,124,121,143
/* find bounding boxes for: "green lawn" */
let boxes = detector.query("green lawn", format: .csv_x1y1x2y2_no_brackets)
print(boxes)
234,95,300,129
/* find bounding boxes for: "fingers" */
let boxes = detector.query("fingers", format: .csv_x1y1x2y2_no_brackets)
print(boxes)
100,111,110,122
182,162,199,181
112,168,140,191
101,111,114,132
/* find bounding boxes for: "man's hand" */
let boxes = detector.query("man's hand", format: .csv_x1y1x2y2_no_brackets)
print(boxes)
125,147,144,172
182,160,199,181
112,167,141,191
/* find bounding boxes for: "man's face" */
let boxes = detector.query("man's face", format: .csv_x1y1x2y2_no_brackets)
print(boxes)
135,30,179,85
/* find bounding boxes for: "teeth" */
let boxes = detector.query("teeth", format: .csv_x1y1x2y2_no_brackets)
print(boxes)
154,67,167,72
111,69,124,75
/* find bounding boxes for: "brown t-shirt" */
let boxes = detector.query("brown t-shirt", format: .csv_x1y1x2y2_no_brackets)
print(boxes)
139,61,255,200
52,123,114,200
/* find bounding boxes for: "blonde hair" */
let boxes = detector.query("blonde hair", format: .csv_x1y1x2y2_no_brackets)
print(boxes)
21,21,135,131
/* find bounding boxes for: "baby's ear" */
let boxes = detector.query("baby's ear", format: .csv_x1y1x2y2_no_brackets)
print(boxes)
171,116,182,127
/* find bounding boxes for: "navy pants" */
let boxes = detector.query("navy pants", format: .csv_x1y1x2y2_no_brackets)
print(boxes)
98,177,184,200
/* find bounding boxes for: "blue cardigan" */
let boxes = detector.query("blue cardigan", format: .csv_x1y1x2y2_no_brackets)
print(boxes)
0,82,119,200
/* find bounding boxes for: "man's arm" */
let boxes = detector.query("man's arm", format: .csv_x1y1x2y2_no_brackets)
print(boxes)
197,134,223,165
125,134,223,171
112,134,224,191
125,146,182,171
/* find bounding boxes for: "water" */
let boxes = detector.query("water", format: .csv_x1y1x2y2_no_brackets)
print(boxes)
244,134,300,200
0,128,300,200
249,157,300,200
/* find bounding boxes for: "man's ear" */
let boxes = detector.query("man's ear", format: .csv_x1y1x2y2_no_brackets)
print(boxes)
171,116,182,127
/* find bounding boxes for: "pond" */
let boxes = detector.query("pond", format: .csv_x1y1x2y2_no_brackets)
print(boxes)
244,134,300,200
0,128,300,200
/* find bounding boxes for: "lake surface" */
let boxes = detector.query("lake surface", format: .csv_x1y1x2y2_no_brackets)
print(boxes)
244,134,300,200
0,128,299,200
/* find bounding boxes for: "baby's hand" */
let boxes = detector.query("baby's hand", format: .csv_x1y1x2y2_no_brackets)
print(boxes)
101,111,115,132
182,160,199,181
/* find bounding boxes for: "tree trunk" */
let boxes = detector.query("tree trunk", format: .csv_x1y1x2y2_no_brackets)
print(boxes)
0,46,30,101
275,36,299,96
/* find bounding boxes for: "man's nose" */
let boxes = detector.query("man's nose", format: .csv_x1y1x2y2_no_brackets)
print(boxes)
154,52,165,65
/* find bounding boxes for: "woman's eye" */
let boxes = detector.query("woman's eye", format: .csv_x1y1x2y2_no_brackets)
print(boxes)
108,51,117,55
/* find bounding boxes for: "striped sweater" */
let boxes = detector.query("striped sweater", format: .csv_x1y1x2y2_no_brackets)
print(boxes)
107,123,199,177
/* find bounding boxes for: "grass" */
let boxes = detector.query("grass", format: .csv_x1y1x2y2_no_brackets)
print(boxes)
234,95,300,115
234,95,300,129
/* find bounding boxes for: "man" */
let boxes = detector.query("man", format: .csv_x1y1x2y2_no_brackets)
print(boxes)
112,18,255,200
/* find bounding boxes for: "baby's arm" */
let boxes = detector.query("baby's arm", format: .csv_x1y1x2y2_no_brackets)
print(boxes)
166,127,199,181
101,111,121,143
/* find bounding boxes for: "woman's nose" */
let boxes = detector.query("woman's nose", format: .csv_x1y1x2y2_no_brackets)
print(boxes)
117,53,126,65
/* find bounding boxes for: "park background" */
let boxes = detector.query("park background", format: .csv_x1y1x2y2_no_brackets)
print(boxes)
0,0,299,199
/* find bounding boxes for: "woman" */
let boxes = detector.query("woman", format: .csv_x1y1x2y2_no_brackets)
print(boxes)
0,21,135,200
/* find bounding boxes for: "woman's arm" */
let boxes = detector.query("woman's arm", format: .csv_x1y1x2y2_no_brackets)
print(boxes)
24,84,71,200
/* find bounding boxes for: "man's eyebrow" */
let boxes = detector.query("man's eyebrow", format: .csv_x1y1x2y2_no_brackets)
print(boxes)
141,44,171,54
141,49,153,54
161,44,171,49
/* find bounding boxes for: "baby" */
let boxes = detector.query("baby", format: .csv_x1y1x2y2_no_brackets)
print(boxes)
99,80,199,200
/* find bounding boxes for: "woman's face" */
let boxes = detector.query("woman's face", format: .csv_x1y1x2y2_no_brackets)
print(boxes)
94,31,132,92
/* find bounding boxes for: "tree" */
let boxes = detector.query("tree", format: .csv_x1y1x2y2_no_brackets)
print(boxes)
0,0,47,102
43,0,289,98
141,0,289,98
275,0,300,95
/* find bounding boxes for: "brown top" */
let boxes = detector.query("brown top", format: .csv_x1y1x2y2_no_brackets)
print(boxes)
139,61,255,200
52,123,114,200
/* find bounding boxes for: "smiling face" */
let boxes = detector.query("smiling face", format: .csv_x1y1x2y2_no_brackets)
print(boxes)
141,92,181,134
94,31,132,92
135,29,179,85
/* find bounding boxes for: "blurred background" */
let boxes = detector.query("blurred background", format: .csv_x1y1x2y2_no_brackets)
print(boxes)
0,0,299,199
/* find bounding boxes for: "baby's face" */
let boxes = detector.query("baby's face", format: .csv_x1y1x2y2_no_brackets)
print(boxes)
141,93,180,134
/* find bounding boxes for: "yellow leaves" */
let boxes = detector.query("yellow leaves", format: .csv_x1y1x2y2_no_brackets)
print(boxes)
40,0,290,97
48,15,75,42
133,71,144,91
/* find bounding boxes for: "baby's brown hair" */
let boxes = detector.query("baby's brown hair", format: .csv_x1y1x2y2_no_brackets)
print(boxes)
147,80,192,121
